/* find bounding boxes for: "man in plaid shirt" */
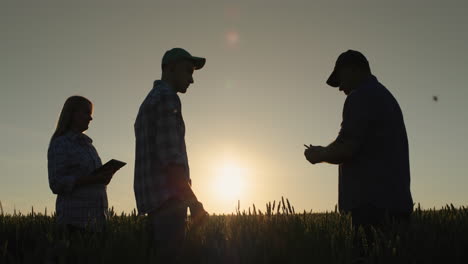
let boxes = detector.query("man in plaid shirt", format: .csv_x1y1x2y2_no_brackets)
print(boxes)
134,48,207,261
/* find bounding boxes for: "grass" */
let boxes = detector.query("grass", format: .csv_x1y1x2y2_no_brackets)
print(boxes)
1,200,467,263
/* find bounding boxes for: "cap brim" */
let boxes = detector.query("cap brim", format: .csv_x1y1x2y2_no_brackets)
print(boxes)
326,69,340,87
190,56,206,70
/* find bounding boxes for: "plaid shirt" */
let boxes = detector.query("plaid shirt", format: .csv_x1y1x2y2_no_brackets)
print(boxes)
47,131,107,230
134,80,190,215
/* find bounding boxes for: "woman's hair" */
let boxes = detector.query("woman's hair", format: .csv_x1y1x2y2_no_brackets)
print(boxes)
50,96,92,142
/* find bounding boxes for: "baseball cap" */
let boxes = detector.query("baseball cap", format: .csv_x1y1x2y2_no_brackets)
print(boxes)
326,50,370,87
161,48,206,70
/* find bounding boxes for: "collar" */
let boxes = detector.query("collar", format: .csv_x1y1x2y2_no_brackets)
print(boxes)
64,131,93,144
153,80,177,95
357,75,378,90
346,75,377,96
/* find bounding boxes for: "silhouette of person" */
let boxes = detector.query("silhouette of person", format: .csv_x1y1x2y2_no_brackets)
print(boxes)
134,48,208,262
304,50,413,228
47,96,118,233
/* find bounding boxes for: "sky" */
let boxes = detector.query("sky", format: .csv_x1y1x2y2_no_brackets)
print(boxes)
1,0,468,215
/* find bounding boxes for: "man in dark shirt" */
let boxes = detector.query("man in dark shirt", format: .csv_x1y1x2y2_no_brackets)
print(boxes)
304,50,413,227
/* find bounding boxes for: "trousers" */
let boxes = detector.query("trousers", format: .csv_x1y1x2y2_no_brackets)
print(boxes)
148,198,188,263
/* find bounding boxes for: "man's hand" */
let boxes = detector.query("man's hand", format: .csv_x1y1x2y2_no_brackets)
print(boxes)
165,164,209,223
304,144,324,164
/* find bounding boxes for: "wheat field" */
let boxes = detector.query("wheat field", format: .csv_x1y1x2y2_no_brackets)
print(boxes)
1,200,467,264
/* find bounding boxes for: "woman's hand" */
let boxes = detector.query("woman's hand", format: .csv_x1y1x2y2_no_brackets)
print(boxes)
75,168,116,187
95,168,116,185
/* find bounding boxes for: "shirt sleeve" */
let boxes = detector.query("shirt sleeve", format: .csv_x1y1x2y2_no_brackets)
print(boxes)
321,92,372,164
153,94,186,168
336,92,372,155
47,139,83,195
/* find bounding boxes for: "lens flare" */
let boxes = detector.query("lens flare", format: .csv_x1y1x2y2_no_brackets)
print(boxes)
225,30,240,48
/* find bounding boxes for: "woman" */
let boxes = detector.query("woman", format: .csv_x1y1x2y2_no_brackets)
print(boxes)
48,96,115,232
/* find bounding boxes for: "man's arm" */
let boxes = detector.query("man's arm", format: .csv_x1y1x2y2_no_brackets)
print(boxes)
165,164,198,203
306,92,371,165
306,138,360,165
154,94,186,168
154,94,197,202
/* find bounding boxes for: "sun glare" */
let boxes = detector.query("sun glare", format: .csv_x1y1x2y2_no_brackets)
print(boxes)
213,163,246,201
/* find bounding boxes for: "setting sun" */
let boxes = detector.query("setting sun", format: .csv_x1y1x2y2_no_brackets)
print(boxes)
213,162,247,201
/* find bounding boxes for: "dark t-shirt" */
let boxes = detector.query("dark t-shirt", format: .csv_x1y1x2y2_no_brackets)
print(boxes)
337,75,413,213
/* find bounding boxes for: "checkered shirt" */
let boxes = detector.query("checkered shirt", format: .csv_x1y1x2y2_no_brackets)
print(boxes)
47,131,107,230
134,80,190,215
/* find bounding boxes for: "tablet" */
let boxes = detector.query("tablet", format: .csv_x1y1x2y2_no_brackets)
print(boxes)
95,159,126,174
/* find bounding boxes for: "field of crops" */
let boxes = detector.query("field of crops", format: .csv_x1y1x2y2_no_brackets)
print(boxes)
1,200,467,264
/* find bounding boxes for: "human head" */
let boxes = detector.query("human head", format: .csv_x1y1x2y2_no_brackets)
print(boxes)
327,50,371,95
161,48,206,93
51,96,93,141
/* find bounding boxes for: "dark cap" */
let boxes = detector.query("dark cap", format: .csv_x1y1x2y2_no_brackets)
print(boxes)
326,50,370,87
161,48,206,70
